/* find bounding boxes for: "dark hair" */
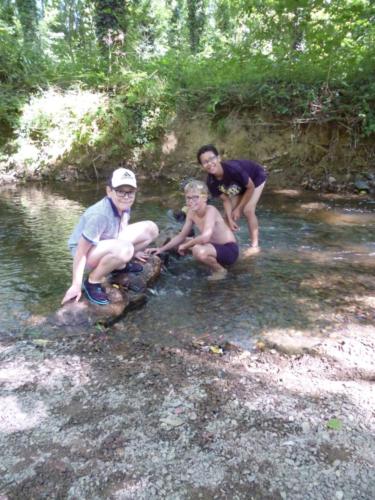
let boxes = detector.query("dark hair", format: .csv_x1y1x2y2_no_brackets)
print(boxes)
196,144,219,164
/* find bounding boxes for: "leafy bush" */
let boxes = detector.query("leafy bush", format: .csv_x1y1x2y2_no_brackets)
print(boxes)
2,0,374,172
10,88,105,175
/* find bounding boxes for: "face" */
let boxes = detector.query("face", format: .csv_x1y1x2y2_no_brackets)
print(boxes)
185,190,207,211
199,151,221,176
107,185,137,212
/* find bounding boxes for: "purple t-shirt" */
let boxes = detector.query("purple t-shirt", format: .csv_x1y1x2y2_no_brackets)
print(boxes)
207,159,267,198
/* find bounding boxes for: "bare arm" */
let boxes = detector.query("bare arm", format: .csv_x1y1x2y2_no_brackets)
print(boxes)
61,237,92,304
178,207,216,251
220,194,238,231
148,217,194,254
232,178,255,220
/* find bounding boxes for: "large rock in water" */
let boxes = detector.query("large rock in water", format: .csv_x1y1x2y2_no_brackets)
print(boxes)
45,255,162,330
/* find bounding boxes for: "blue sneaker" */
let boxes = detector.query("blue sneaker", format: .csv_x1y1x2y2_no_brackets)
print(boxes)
113,261,143,274
83,279,110,305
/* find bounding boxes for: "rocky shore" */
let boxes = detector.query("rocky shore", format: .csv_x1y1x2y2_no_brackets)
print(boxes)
0,317,374,499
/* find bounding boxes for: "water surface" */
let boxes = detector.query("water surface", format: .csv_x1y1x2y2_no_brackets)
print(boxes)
0,182,374,348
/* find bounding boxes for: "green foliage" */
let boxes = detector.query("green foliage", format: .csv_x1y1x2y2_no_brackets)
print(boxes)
187,0,206,53
1,0,374,164
0,6,25,142
326,418,343,431
94,0,128,54
8,72,174,174
15,0,39,44
11,87,105,174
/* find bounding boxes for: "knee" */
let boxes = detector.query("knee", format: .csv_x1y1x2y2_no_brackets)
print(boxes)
192,245,207,261
116,241,134,263
146,221,159,241
244,205,256,218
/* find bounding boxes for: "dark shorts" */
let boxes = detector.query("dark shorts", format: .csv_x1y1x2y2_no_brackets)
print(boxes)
253,171,267,188
212,241,239,267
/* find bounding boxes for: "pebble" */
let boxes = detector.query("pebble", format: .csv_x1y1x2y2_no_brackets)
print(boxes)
160,416,185,428
302,422,310,433
282,440,295,447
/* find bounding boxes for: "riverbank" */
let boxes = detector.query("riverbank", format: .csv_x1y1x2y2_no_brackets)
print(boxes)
1,315,374,498
0,183,374,498
1,108,374,195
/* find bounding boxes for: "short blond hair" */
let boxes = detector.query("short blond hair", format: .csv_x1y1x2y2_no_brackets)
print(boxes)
184,180,208,196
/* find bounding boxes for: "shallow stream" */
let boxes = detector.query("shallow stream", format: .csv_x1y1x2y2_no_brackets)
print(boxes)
0,181,374,349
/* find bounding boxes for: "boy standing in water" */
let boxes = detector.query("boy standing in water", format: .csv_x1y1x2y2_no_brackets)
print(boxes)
148,180,238,280
197,144,267,256
62,168,159,305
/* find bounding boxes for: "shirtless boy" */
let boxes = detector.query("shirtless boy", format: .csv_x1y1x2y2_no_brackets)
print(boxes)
62,167,158,305
148,180,239,280
197,144,267,256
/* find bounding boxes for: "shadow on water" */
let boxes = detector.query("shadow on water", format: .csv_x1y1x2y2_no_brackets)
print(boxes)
0,183,374,349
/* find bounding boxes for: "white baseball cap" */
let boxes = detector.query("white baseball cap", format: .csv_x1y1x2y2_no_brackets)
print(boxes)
111,168,137,189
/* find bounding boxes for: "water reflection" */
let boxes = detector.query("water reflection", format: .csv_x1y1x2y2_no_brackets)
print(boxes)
0,183,374,348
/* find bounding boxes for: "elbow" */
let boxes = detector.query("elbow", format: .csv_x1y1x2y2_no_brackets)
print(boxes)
200,233,212,244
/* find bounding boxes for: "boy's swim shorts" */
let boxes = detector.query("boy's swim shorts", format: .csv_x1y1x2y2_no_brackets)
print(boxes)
211,241,239,267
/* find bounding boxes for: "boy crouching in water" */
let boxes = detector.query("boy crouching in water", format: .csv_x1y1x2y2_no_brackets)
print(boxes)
148,180,239,280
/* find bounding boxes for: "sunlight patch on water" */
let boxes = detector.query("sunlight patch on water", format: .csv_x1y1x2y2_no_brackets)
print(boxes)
314,210,375,226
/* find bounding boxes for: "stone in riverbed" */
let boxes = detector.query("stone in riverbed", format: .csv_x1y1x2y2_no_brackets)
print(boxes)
354,179,370,192
46,255,162,330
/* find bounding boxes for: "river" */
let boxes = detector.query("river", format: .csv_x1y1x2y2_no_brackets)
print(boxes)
0,181,374,349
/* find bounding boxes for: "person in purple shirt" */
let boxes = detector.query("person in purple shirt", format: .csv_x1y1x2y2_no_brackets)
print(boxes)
197,144,267,257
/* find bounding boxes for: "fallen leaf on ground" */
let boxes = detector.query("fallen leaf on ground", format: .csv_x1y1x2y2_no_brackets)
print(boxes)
326,418,343,430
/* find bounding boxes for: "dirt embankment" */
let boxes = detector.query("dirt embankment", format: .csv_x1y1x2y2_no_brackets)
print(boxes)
1,111,374,193
152,113,375,194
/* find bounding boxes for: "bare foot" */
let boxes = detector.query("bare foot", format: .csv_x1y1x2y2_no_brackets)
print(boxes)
243,246,260,257
207,269,228,281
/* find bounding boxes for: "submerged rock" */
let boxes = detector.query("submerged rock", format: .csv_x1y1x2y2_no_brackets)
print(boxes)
354,179,370,192
45,255,162,330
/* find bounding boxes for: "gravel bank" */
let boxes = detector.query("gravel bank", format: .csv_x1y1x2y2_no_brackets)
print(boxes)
0,325,374,499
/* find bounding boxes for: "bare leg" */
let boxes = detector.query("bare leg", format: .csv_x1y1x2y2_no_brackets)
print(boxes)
86,239,134,282
192,243,228,280
242,182,266,255
119,221,159,257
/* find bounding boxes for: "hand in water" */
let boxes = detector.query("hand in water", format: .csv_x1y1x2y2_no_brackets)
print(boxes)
61,284,82,305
